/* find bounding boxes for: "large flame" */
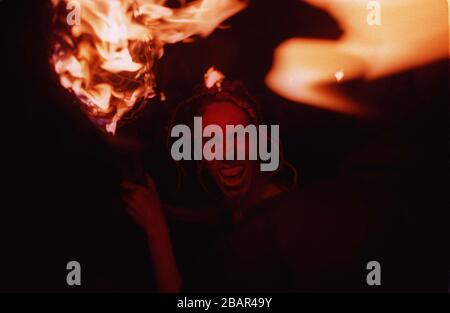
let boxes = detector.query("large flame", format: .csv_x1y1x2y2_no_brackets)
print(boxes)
266,0,449,115
50,0,247,134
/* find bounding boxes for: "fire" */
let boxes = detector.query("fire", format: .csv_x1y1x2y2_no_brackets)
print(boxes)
204,66,225,90
266,0,449,115
50,0,247,134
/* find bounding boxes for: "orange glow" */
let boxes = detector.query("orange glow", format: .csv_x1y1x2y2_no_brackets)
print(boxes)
204,66,225,90
51,0,247,134
266,0,449,115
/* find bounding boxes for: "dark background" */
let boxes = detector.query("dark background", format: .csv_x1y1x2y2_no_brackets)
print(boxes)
1,0,449,292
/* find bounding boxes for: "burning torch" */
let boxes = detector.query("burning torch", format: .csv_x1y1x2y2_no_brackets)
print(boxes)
49,0,248,183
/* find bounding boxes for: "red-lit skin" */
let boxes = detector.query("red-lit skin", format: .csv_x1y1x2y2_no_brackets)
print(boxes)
122,176,182,293
200,101,284,220
122,101,283,292
201,102,259,207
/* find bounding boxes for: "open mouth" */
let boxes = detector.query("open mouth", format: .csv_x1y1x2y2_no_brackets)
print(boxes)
219,165,246,188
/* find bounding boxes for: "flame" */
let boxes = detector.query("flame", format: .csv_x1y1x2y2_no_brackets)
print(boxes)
50,0,247,134
266,0,449,115
204,66,225,89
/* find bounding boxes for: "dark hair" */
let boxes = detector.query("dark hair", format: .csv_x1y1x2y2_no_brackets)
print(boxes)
168,80,262,129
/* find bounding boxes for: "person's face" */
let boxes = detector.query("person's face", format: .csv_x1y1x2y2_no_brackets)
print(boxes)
201,101,259,201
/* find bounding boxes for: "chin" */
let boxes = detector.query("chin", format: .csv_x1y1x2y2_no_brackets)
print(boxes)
220,178,251,201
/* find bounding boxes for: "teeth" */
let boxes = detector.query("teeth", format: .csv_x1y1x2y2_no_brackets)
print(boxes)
220,166,244,178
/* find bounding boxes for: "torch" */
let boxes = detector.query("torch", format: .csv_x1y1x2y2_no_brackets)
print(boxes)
49,0,248,184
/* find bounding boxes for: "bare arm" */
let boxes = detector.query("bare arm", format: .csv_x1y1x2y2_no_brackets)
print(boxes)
122,175,182,293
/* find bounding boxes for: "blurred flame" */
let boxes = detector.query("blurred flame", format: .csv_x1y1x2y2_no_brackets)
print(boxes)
204,66,225,89
266,0,449,115
51,0,247,134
